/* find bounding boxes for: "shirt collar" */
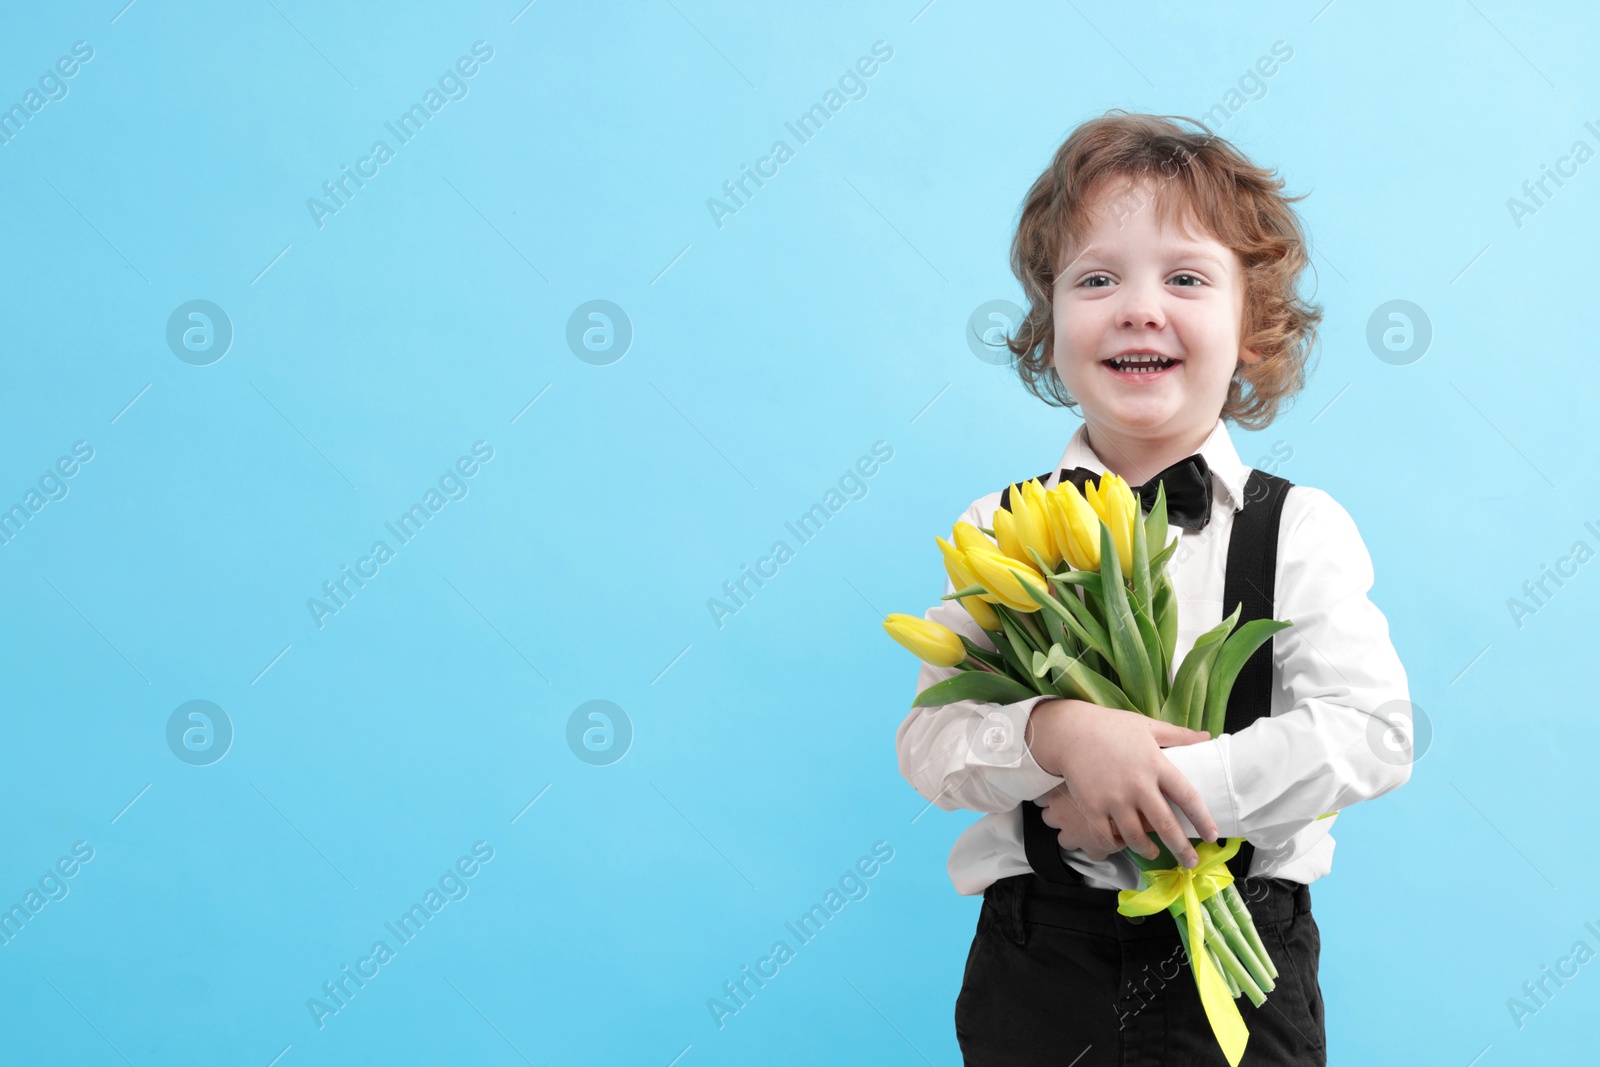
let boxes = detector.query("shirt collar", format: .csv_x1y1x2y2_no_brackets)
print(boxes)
1051,419,1254,514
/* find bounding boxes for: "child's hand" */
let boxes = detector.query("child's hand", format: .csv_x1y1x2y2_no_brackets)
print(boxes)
1035,783,1129,861
1025,698,1219,868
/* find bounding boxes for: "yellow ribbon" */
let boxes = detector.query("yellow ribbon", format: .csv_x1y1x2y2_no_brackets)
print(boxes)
1116,838,1249,1067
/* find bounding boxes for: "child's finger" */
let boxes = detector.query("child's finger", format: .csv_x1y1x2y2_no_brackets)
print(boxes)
1112,806,1160,861
1141,793,1200,868
1157,761,1220,843
1145,720,1213,747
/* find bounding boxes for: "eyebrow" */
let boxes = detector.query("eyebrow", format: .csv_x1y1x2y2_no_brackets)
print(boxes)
1067,243,1228,271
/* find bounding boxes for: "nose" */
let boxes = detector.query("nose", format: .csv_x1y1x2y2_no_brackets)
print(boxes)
1115,277,1166,331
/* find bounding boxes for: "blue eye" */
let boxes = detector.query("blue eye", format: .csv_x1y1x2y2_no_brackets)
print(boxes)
1170,273,1203,286
1080,274,1111,287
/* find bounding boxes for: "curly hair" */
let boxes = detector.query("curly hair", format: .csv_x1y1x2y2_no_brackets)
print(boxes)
1004,110,1322,430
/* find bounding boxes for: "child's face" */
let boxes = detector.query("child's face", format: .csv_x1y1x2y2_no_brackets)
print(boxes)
1050,176,1259,447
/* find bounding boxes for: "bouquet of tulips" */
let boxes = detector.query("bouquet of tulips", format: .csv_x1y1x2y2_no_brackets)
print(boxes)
884,471,1296,1065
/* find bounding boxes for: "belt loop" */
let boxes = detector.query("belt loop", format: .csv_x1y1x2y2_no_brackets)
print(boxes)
1004,877,1030,947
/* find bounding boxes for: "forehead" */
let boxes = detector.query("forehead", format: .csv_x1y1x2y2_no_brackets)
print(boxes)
1065,175,1235,267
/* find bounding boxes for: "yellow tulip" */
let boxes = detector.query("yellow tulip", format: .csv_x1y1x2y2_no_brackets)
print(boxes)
950,521,995,555
1086,472,1138,578
949,522,1007,604
957,593,1002,631
1046,482,1102,572
883,613,967,667
999,479,1061,570
937,535,977,589
936,536,1003,629
965,548,1048,613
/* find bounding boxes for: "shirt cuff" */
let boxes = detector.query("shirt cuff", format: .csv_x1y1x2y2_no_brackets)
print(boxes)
967,694,1065,807
1161,737,1240,839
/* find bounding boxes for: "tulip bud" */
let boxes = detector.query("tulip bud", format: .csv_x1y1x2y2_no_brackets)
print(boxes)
951,521,995,555
1087,473,1137,579
957,592,1001,631
883,613,967,667
1047,483,1102,571
965,548,1048,613
995,481,1056,569
937,535,1005,629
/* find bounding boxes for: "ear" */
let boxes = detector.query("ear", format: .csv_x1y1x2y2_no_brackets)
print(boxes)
1237,346,1264,368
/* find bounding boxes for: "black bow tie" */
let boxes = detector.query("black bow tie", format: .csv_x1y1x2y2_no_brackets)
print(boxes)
1059,453,1213,532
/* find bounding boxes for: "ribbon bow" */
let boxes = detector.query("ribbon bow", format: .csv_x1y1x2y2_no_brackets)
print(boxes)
1117,837,1249,1066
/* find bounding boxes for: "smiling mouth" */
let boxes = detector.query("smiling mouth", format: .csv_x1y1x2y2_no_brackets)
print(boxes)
1104,355,1179,374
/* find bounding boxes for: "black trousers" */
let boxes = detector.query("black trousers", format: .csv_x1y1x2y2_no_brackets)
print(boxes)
955,871,1326,1066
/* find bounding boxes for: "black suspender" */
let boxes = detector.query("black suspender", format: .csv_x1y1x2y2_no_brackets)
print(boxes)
998,466,1294,886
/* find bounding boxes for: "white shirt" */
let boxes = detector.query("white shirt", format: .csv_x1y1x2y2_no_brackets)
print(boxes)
895,418,1413,895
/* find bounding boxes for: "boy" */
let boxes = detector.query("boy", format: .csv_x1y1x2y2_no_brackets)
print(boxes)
895,111,1413,1065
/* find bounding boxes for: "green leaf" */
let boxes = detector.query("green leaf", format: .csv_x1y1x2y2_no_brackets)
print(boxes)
1030,647,1052,678
1052,646,1138,711
913,670,1039,707
1159,610,1234,728
1027,644,1077,701
1132,490,1154,617
940,583,989,601
1023,569,1113,662
1021,546,1073,654
997,605,1044,661
1183,657,1217,732
1098,519,1158,715
1130,508,1167,702
958,635,1009,673
1145,480,1169,549
984,612,1031,678
1153,572,1179,683
1149,536,1178,575
1133,600,1167,706
1048,568,1104,599
1201,615,1295,735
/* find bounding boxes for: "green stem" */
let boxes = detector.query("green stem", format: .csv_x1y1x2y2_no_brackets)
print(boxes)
1202,893,1274,994
1207,941,1240,999
1222,884,1278,980
1127,840,1270,1005
1197,902,1264,1006
1019,609,1051,651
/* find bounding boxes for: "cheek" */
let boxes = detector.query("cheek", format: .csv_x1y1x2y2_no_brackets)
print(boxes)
1052,304,1096,360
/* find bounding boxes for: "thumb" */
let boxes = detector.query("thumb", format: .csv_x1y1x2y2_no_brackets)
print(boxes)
1147,720,1212,747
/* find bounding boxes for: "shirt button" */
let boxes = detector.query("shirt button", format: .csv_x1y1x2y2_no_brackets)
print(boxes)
1124,913,1145,925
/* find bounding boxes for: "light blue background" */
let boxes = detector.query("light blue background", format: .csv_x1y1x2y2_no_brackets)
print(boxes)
0,0,1593,1063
